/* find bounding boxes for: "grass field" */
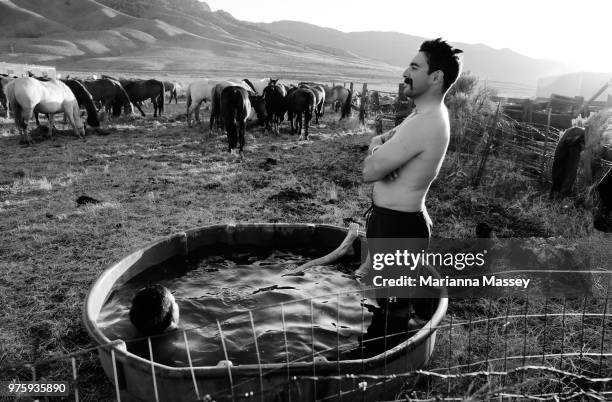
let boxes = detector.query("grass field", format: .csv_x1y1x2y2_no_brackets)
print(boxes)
0,100,610,400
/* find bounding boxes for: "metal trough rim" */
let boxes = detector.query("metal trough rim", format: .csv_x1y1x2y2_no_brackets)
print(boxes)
83,223,448,378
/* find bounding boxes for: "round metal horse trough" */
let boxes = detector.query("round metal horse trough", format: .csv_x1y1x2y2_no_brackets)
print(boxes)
84,223,448,401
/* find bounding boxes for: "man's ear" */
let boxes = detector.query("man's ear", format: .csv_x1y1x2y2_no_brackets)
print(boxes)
431,70,444,85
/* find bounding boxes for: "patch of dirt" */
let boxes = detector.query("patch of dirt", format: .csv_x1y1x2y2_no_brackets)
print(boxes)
267,188,312,202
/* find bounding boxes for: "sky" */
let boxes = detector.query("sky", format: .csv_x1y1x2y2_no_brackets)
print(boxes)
203,0,612,73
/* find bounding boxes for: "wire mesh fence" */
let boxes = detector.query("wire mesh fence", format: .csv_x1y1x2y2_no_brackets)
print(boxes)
2,273,610,401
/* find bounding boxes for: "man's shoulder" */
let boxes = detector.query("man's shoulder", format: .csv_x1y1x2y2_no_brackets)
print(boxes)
398,109,449,139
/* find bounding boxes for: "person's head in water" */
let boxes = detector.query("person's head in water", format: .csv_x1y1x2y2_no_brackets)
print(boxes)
403,38,463,99
129,284,180,336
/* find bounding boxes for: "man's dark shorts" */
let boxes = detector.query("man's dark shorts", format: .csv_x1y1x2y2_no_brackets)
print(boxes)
365,204,437,320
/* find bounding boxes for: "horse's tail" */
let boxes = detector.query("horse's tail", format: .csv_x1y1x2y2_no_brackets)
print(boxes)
6,82,25,128
159,81,164,115
341,89,352,120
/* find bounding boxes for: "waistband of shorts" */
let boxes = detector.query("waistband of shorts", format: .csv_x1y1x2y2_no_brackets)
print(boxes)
371,204,425,216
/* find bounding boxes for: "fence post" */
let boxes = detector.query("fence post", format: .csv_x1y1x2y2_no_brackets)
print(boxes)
370,90,382,134
359,83,367,125
472,103,501,188
541,107,552,182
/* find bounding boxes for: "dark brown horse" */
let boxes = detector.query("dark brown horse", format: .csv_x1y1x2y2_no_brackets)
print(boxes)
299,83,325,124
123,80,165,117
62,79,100,127
220,86,267,155
81,78,133,117
209,80,265,134
286,86,316,140
262,80,286,134
220,86,251,156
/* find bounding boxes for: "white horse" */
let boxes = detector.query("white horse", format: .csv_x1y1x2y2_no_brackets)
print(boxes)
5,77,85,145
185,79,220,126
186,79,259,127
208,80,261,134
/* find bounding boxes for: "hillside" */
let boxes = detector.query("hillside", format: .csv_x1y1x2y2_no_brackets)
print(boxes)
0,0,399,82
257,21,579,87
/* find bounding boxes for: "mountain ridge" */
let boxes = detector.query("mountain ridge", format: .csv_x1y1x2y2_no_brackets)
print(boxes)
256,20,579,86
0,0,580,94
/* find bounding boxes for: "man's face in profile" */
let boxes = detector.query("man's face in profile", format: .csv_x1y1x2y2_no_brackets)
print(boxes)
402,52,433,99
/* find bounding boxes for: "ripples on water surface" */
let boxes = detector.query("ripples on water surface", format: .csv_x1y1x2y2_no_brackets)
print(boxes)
98,248,395,367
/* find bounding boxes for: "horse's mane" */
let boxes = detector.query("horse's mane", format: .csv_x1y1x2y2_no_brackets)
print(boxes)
64,79,100,127
110,80,132,116
241,78,257,94
101,74,119,81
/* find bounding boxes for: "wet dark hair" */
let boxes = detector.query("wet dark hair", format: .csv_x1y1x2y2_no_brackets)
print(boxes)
129,284,175,335
419,38,463,92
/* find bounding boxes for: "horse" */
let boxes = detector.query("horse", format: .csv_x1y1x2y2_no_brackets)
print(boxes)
324,85,352,119
262,80,287,134
550,126,586,199
123,79,165,117
61,79,100,127
1,74,16,118
299,83,325,124
220,86,255,156
186,79,219,126
163,81,178,104
81,78,133,117
5,77,85,145
209,80,263,134
286,86,316,140
594,167,612,232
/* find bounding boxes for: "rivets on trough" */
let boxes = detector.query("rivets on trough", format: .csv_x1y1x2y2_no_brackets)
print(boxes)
179,232,188,256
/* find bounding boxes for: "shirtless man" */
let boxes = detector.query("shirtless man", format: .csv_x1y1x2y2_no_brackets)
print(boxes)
356,38,463,318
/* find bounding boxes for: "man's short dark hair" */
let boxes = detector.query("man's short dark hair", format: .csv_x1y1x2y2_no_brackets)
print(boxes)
419,38,463,92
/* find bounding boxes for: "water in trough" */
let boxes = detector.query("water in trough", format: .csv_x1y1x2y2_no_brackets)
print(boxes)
97,247,408,367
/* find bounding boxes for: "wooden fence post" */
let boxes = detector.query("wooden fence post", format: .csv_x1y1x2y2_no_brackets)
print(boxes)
359,83,368,125
472,102,501,188
541,107,552,182
370,90,382,134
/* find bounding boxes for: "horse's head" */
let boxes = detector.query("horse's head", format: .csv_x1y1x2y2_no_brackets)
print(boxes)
71,102,86,138
250,95,268,125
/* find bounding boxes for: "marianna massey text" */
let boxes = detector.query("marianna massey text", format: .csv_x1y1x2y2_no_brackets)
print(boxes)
373,275,531,289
